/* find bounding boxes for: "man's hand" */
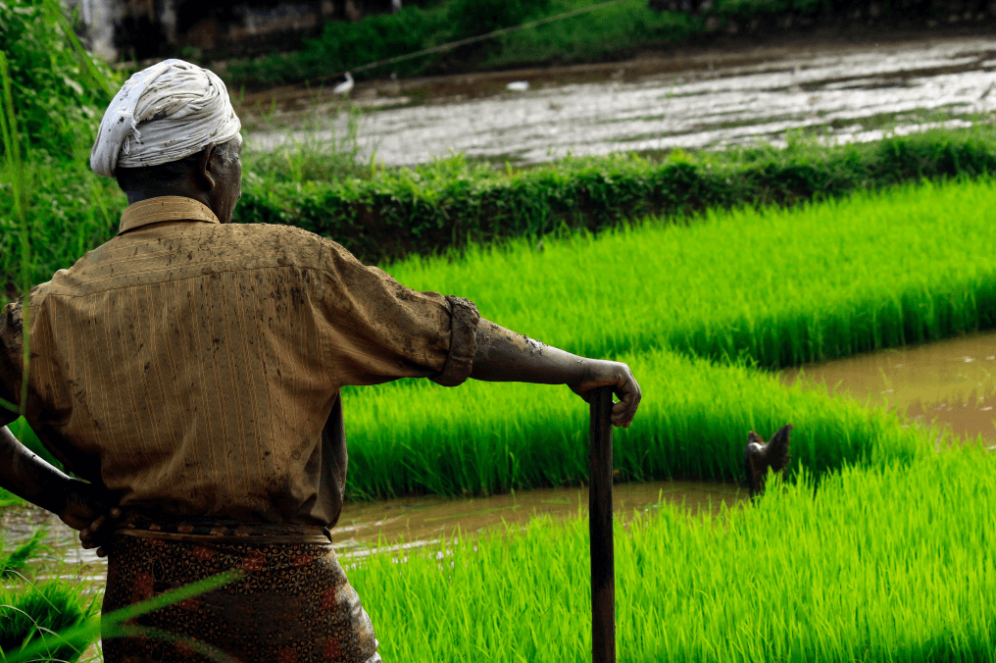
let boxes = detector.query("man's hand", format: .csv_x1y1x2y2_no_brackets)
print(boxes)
568,359,641,428
58,479,120,558
470,319,643,428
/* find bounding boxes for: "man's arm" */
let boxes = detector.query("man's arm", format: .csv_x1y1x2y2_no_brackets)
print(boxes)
0,426,120,553
470,319,641,428
0,425,76,514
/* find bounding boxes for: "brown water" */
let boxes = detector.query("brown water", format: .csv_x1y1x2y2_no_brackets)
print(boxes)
1,479,746,587
783,329,996,444
247,35,996,166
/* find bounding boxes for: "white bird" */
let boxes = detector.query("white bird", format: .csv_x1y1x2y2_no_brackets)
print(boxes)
334,72,354,96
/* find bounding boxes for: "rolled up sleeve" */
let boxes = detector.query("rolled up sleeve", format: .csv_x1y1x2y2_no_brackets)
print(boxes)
317,241,480,387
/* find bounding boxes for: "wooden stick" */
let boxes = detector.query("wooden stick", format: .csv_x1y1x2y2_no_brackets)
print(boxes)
589,386,616,663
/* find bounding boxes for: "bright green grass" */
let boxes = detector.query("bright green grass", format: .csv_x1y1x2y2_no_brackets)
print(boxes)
387,177,996,368
350,444,996,663
341,346,942,499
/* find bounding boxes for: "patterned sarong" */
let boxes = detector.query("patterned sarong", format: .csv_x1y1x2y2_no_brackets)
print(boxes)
101,516,381,663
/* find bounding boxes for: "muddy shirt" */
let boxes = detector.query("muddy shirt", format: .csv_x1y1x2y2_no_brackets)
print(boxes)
0,196,480,528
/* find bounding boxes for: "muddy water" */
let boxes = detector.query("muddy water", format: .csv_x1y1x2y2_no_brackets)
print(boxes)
1,479,745,587
783,329,996,443
247,35,996,166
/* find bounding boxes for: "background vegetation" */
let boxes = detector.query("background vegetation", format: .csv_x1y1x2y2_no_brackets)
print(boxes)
223,0,996,87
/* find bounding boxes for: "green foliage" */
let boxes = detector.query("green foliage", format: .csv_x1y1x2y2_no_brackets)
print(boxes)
225,0,687,86
223,0,972,87
236,127,996,268
0,154,122,303
0,0,117,157
0,583,94,662
228,6,452,85
386,176,996,366
350,444,996,662
446,0,553,42
242,104,367,183
482,0,697,68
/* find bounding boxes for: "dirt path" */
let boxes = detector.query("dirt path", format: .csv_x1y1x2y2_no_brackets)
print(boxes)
242,33,996,166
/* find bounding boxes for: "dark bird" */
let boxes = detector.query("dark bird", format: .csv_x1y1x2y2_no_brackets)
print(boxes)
744,424,793,498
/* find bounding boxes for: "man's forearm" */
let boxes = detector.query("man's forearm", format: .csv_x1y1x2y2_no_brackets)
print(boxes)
0,426,71,514
470,318,588,385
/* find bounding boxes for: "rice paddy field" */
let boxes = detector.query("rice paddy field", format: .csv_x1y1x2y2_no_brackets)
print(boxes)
340,176,996,499
352,445,996,663
5,177,996,661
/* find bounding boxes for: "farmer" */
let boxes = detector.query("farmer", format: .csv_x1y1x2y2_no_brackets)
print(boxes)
0,59,641,663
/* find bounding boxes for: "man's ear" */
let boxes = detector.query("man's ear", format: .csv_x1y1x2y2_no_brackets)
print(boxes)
196,143,218,191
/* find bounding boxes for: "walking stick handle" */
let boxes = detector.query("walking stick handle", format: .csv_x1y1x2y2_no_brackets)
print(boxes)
589,386,616,663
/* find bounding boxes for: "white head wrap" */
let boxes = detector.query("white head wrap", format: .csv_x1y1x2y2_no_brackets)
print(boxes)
90,59,241,177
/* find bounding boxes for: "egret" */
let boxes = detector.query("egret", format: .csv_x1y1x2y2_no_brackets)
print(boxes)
744,424,792,498
334,72,354,96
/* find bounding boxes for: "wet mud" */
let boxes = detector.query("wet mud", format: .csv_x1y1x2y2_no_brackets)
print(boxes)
244,35,996,166
1,479,745,586
783,329,996,444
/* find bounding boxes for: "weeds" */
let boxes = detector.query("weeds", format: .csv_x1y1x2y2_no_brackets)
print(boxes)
242,102,368,184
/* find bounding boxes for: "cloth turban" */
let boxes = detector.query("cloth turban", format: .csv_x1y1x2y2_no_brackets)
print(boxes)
90,59,241,177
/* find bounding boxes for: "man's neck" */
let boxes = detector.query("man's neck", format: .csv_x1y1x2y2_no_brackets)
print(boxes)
123,188,211,209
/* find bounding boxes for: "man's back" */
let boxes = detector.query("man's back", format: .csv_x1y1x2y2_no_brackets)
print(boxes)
1,197,467,526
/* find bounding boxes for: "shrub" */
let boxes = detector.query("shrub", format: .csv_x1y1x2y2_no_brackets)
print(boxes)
0,0,117,157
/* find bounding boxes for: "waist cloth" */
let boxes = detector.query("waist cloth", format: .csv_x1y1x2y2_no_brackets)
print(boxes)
101,514,382,663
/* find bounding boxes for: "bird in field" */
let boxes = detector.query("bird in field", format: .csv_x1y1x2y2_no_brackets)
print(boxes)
333,72,354,96
744,424,793,498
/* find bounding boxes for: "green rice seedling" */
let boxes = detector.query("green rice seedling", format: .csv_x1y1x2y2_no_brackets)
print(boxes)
340,346,940,499
0,556,241,663
385,176,996,369
0,529,46,580
345,444,996,663
340,177,996,499
0,579,96,663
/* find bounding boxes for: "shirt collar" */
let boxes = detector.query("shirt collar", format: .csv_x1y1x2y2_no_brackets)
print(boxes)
118,196,220,235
